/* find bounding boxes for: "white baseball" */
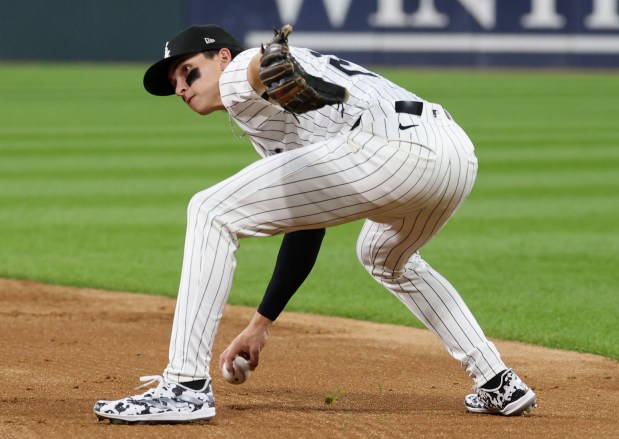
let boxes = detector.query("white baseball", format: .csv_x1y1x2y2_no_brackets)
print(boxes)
221,356,251,384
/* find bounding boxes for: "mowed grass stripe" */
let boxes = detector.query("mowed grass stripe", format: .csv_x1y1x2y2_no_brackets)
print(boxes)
0,64,617,359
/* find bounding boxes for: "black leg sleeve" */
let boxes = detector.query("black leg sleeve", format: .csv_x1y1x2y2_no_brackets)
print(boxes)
257,228,326,321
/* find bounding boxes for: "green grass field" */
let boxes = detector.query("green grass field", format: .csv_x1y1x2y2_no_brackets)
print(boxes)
0,64,617,359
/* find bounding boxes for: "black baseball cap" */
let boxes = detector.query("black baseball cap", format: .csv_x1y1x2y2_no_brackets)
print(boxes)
143,24,245,96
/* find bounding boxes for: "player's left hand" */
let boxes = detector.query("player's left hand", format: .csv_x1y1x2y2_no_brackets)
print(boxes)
219,312,272,373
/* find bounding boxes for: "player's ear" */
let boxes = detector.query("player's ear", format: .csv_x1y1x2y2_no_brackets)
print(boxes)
218,48,232,70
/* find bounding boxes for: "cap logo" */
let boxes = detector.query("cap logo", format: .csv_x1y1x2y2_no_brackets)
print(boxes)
164,42,171,58
204,38,215,44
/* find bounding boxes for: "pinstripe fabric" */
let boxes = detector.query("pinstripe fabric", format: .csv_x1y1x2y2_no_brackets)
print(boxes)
164,48,506,386
220,47,423,157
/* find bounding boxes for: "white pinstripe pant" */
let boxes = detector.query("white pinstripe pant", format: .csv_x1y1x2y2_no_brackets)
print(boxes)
165,103,506,386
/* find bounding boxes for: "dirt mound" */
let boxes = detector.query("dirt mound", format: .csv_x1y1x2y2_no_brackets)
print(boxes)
0,279,616,438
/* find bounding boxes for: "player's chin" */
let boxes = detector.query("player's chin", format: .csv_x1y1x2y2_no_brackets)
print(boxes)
187,95,225,116
192,103,217,116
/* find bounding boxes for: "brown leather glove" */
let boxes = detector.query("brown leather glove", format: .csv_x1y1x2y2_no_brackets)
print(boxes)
259,24,349,114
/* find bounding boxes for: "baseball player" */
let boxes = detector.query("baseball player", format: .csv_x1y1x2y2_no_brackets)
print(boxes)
93,24,536,424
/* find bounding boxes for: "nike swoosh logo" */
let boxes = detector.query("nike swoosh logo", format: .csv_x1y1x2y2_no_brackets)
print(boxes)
399,123,419,130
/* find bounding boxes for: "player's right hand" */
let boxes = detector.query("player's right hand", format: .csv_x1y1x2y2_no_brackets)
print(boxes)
219,312,272,373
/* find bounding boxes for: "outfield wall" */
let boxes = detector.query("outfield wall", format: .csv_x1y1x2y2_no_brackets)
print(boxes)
2,0,618,67
0,0,185,61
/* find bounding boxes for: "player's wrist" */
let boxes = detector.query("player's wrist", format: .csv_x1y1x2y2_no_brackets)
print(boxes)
251,311,274,329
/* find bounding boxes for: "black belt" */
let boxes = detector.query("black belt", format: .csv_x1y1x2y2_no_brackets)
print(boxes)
350,100,424,131
395,101,423,116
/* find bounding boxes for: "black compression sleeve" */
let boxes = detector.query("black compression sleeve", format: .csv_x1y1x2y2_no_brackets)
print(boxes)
257,228,326,321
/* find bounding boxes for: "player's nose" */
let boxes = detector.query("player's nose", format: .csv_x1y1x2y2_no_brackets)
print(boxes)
174,80,187,97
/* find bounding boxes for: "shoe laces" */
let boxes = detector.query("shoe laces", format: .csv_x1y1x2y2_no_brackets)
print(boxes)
135,375,165,398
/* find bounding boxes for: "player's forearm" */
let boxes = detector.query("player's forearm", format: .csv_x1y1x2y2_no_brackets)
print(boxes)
247,52,266,95
257,228,326,321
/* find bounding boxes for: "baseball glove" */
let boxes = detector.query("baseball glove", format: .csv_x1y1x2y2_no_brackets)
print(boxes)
259,24,349,114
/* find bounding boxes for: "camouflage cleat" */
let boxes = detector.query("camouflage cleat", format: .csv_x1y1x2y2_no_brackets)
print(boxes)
465,369,537,416
94,375,215,424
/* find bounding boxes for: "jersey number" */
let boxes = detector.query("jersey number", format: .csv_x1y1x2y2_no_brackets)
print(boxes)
329,58,377,77
310,51,377,77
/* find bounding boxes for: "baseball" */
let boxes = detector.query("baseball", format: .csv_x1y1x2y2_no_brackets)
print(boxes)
221,356,251,384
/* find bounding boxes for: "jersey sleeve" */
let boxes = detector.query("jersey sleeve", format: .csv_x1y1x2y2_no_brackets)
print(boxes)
220,48,298,157
221,48,337,157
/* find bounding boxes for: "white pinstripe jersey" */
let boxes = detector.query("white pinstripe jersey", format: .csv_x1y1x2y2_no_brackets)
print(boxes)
219,47,422,158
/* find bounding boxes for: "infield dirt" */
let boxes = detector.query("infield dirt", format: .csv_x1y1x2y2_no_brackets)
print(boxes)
1,279,617,438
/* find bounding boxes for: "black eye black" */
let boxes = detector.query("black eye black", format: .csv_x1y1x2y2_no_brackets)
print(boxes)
186,68,201,87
